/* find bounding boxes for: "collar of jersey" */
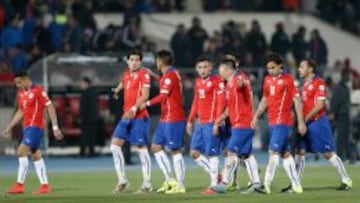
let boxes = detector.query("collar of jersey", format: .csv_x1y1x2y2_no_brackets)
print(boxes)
165,66,175,73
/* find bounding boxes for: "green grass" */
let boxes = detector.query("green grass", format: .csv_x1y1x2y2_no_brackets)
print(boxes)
0,166,359,203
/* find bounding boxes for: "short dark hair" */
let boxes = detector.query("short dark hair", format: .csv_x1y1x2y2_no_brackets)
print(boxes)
82,77,92,85
265,53,283,65
156,50,173,65
303,58,317,73
223,51,240,62
14,71,28,78
196,55,212,64
126,49,143,60
220,59,236,70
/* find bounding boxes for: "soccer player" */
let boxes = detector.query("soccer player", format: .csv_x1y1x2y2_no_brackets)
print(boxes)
140,50,186,194
2,72,63,194
213,59,262,194
186,56,223,195
251,53,306,194
110,49,152,194
281,58,352,192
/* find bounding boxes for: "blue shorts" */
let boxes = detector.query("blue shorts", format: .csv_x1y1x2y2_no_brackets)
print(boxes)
295,116,335,153
269,125,292,153
152,121,185,150
219,124,231,152
190,123,221,156
227,128,254,156
113,118,150,146
21,127,43,151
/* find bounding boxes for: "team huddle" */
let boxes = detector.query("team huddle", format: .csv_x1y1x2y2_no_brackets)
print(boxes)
2,49,352,195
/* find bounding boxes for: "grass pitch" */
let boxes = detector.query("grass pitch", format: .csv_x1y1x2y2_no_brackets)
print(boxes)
0,165,359,203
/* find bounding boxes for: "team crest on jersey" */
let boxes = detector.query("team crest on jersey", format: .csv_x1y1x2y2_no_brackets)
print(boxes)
219,82,224,90
29,92,34,99
308,85,313,90
278,79,283,85
164,78,171,85
206,81,212,87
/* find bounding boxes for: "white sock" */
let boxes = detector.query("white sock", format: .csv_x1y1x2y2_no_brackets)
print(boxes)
194,155,211,174
34,158,49,185
209,156,219,187
244,155,261,184
264,154,279,187
222,156,229,178
223,155,238,185
154,150,172,181
138,148,151,187
173,153,185,188
110,145,127,184
283,156,301,187
328,154,351,183
17,157,29,184
295,154,306,180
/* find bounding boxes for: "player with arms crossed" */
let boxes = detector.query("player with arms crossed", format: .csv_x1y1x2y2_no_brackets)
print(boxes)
2,72,63,194
186,55,223,195
282,58,352,192
213,59,262,194
140,50,186,194
251,53,306,194
110,49,152,194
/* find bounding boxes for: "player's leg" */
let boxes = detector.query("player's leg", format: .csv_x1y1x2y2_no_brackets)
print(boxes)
110,119,130,194
165,122,186,194
151,122,175,193
310,117,352,190
31,149,51,194
7,143,30,194
131,118,152,193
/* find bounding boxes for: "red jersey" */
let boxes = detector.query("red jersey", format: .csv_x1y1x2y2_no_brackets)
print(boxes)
149,67,185,122
122,68,150,119
188,75,224,124
226,72,254,128
262,73,299,126
17,84,51,129
301,77,326,121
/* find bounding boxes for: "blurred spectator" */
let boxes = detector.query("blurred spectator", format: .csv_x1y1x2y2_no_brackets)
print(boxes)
64,16,82,53
122,0,140,26
27,44,42,66
121,16,142,51
309,29,328,73
202,0,220,12
22,16,37,48
71,0,97,32
48,4,67,52
271,22,290,60
79,77,99,157
82,28,95,54
93,24,121,52
0,62,15,106
203,38,220,61
187,17,208,64
343,58,360,89
170,24,191,67
33,16,51,53
291,26,307,65
282,0,299,11
153,0,174,12
1,14,23,50
330,69,352,161
246,20,267,67
9,45,28,73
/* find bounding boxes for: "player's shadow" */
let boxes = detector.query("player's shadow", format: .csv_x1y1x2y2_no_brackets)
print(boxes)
304,186,337,191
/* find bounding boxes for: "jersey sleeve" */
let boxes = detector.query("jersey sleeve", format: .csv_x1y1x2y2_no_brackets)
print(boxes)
16,92,22,110
187,84,198,123
289,77,300,98
159,73,174,95
215,82,226,121
141,70,151,88
262,77,269,98
37,86,51,107
315,80,326,101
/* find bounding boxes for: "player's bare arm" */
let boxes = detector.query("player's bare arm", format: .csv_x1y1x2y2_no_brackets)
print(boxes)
47,104,64,140
304,99,326,122
144,68,161,81
112,75,124,99
251,97,268,128
2,109,23,137
293,97,307,135
123,86,150,119
213,108,229,135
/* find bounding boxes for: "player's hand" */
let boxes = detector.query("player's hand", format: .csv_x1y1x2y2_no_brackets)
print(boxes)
111,87,120,100
251,116,258,129
139,102,147,110
298,121,307,136
144,68,160,80
122,110,135,120
213,124,219,136
1,125,12,138
53,128,64,140
186,122,193,135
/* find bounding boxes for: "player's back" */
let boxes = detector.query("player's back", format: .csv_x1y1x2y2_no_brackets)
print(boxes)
160,68,185,122
227,72,253,128
195,75,223,123
17,84,50,129
302,77,326,121
263,73,299,126
122,68,150,118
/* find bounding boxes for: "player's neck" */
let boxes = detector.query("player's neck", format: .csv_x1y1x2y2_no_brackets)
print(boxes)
161,65,171,74
226,71,236,82
24,80,33,91
305,73,315,82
